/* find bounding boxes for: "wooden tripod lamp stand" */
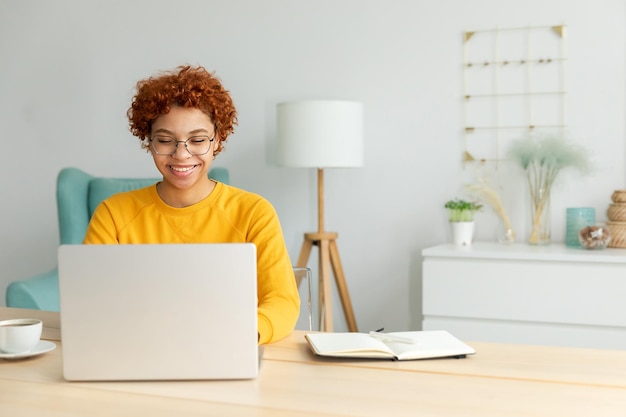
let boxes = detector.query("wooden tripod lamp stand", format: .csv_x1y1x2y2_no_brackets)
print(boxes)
277,100,364,332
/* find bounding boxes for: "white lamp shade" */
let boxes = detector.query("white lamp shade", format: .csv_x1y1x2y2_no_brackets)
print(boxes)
276,100,364,168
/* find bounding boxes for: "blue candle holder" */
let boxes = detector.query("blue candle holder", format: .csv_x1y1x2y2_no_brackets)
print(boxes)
565,207,596,247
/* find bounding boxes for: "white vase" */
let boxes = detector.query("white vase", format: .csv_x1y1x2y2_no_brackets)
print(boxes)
451,221,475,246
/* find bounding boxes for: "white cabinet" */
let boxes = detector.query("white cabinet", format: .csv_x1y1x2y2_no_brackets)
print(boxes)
422,242,626,349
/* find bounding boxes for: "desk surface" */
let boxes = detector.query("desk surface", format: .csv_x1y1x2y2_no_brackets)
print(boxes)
1,308,625,416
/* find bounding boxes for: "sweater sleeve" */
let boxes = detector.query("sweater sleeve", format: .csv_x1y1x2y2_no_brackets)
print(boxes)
248,199,300,344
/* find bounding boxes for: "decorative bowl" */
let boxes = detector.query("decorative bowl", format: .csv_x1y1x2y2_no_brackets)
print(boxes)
578,225,610,250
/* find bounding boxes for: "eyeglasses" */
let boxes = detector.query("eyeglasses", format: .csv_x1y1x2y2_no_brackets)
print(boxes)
149,135,215,156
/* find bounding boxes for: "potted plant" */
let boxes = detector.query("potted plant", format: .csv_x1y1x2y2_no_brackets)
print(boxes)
444,199,482,245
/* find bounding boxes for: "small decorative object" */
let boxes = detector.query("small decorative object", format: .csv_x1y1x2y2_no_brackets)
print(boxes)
607,190,626,223
444,199,482,246
607,221,626,248
508,136,590,245
606,189,626,248
578,224,610,249
611,190,626,203
565,208,595,248
465,182,515,244
607,203,626,221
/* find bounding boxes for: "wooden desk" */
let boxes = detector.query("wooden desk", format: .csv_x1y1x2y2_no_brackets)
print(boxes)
1,308,625,416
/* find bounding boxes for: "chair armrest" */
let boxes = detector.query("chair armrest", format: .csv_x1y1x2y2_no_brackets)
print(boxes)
5,268,60,312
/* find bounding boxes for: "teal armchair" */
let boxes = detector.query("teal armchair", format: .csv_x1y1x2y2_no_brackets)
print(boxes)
5,166,229,311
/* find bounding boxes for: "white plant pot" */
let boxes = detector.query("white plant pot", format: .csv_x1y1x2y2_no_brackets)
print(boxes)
451,221,475,246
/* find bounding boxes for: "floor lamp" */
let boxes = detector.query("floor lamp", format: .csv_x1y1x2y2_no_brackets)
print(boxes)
276,100,364,332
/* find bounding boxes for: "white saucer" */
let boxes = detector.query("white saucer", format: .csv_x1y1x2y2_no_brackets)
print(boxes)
0,340,56,360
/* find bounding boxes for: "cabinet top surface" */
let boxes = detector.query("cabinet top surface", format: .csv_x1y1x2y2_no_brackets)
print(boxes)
422,242,626,263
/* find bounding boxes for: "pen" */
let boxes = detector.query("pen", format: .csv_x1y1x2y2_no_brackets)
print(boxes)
368,331,415,344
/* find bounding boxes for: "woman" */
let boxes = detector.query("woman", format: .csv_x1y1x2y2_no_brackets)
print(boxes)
84,65,300,344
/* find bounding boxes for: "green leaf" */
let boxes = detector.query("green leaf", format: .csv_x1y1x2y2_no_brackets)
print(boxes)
444,199,482,222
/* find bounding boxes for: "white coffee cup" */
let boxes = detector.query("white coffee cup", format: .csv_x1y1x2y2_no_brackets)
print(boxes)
0,318,43,354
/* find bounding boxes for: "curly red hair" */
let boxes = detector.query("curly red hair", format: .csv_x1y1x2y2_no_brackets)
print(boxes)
127,65,238,155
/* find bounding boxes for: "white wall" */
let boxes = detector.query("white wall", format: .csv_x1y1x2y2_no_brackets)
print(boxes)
1,0,624,333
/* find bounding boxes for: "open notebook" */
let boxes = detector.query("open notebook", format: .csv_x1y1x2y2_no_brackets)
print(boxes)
305,330,475,361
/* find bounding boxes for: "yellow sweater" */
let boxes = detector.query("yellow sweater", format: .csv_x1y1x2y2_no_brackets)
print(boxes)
83,181,300,344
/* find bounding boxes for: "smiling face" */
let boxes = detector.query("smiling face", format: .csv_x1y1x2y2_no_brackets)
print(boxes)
149,105,217,207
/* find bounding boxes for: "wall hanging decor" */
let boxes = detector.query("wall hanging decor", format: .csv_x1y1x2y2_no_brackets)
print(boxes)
462,25,567,166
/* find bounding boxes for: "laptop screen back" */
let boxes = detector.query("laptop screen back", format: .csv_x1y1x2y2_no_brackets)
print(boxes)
58,243,258,381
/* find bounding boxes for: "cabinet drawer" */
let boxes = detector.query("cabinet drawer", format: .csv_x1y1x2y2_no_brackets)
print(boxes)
423,258,626,327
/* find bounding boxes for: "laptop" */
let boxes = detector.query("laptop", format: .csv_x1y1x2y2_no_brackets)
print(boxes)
58,243,258,381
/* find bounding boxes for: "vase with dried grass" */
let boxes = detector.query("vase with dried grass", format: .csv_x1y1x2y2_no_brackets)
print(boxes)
508,136,590,245
465,182,516,244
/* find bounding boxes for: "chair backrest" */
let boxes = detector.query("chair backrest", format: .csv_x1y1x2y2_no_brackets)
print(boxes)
56,167,230,245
